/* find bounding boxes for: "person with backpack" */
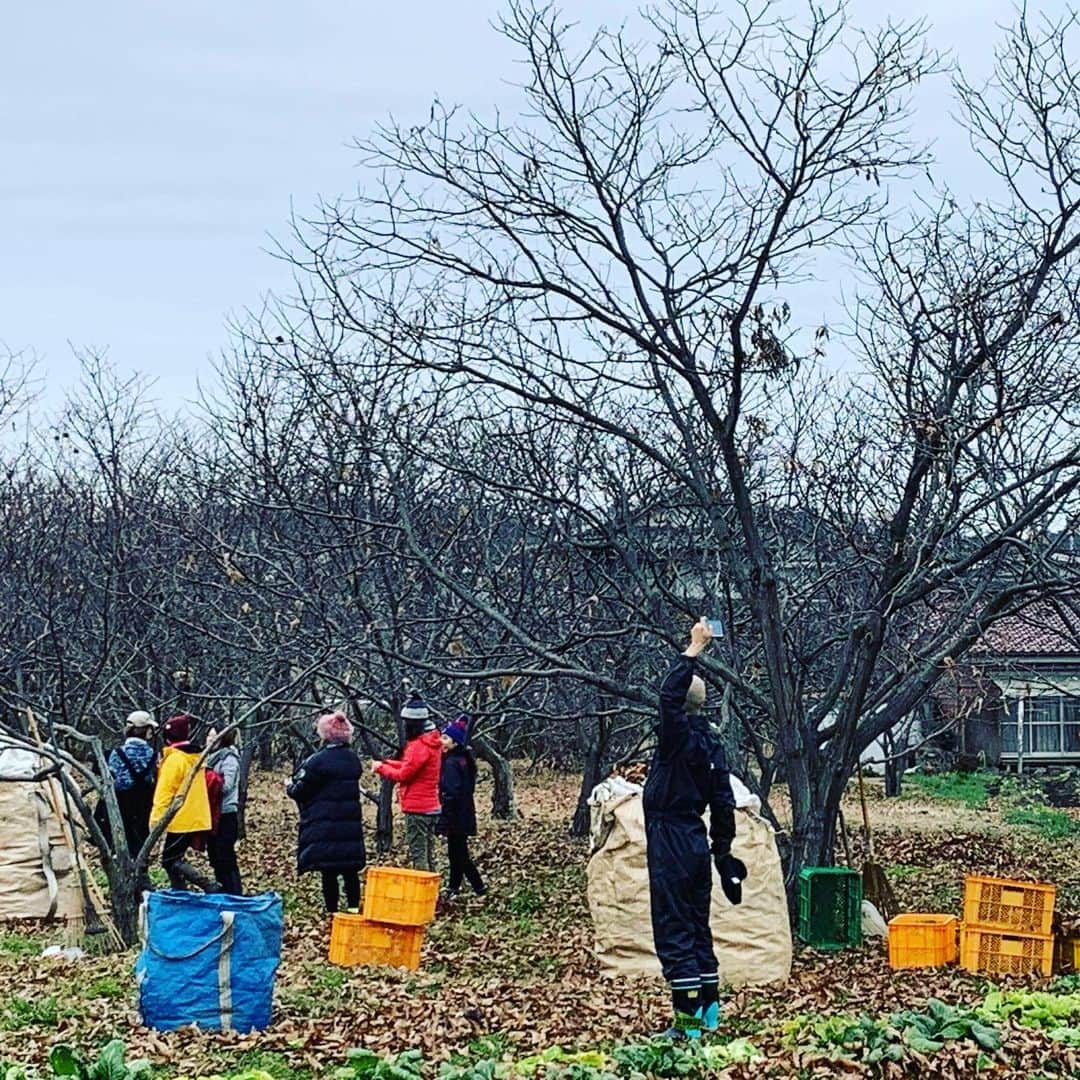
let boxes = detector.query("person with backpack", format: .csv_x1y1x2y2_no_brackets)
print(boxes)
436,714,486,899
287,711,366,913
206,727,243,895
373,693,443,872
99,710,158,859
150,714,214,891
644,619,746,1040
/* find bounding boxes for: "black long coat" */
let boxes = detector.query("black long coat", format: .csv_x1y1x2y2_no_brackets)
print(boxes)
287,745,366,873
437,747,478,837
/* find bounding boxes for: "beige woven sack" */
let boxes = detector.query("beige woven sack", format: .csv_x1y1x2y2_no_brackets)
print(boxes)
587,786,791,985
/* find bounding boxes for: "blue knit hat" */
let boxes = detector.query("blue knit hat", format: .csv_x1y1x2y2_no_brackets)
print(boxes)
444,713,470,747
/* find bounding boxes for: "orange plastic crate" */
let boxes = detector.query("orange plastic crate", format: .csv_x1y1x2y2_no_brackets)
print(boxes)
888,914,958,969
959,924,1054,977
362,866,440,927
328,914,424,970
963,875,1056,936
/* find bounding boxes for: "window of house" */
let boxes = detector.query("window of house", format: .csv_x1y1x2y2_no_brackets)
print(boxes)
1066,698,1080,753
1002,695,1080,755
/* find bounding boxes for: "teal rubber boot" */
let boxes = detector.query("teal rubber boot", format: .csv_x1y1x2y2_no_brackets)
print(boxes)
698,1001,720,1032
699,977,720,1032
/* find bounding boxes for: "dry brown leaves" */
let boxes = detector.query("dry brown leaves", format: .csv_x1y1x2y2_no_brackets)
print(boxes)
0,771,1078,1079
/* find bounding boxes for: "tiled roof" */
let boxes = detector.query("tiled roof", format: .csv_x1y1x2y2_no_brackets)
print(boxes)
971,602,1080,657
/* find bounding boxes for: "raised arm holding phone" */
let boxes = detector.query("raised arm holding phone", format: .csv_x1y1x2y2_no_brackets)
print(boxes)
643,618,748,1040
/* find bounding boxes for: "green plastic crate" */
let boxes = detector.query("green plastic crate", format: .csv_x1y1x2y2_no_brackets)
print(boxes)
798,867,862,950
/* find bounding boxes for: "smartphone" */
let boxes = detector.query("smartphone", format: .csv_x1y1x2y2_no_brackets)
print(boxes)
706,617,725,638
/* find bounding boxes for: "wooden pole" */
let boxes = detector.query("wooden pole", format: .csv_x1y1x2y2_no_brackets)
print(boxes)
857,762,875,859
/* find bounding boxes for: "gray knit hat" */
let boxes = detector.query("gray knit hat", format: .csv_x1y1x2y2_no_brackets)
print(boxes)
401,693,436,734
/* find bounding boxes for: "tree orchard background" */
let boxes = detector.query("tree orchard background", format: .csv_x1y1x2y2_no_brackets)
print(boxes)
3,1,1080,897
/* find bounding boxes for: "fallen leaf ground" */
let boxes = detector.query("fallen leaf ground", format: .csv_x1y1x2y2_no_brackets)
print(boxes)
1,768,1078,1078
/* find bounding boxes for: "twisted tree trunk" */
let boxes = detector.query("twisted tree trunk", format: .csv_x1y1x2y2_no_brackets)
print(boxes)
472,734,517,819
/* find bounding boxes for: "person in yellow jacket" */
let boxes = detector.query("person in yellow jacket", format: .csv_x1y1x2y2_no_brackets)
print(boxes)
151,714,214,891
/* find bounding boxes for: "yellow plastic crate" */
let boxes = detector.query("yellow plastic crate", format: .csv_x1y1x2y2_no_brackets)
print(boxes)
959,923,1054,978
963,874,1056,936
328,914,424,970
362,866,440,927
1054,934,1080,975
888,914,958,969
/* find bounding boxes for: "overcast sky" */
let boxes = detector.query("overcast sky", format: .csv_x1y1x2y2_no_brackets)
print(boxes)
1,1,1061,415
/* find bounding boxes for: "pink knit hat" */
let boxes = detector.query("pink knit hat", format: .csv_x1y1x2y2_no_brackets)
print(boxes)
316,711,353,744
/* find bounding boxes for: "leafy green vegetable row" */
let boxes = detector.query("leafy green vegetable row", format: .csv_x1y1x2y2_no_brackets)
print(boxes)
6,976,1080,1080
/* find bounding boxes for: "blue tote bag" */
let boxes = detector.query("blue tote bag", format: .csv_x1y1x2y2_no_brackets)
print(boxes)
136,890,283,1032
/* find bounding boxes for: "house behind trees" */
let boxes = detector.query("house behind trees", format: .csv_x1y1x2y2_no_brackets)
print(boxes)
922,603,1080,771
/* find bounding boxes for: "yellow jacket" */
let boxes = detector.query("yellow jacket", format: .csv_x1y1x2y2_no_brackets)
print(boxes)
150,745,211,833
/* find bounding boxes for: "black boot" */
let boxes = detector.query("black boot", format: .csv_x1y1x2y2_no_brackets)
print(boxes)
164,866,190,891
661,981,702,1040
174,859,221,893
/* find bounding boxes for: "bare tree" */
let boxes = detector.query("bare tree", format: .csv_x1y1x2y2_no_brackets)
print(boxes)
6,2,1080,919
0,347,37,431
273,1,1080,896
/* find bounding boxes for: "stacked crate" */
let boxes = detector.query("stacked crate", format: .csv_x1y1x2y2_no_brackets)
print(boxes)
959,874,1056,977
328,867,441,971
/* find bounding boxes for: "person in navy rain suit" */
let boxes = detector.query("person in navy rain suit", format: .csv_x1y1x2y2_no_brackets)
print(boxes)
643,619,747,1039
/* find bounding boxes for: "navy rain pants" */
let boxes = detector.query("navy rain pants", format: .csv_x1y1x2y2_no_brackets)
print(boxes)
645,813,718,983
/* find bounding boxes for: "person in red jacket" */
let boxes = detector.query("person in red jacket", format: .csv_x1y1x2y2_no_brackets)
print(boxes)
372,692,443,871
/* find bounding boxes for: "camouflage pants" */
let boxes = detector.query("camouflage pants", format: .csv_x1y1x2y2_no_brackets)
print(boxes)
405,813,438,872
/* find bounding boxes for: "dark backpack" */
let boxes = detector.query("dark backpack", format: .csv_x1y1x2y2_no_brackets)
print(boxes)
118,746,156,788
94,747,156,844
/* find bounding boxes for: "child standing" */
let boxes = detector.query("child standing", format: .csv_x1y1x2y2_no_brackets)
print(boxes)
373,693,442,872
207,727,243,895
437,714,486,898
287,711,366,913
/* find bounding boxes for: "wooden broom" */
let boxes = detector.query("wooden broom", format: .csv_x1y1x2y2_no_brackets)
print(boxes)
857,764,899,921
838,808,853,867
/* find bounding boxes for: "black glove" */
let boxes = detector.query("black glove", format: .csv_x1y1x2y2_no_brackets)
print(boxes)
715,852,748,905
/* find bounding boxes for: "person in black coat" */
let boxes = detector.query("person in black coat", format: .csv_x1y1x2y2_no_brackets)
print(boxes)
644,619,747,1040
286,710,366,912
436,714,486,898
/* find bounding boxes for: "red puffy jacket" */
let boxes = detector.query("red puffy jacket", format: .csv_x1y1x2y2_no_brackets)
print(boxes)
376,730,443,813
